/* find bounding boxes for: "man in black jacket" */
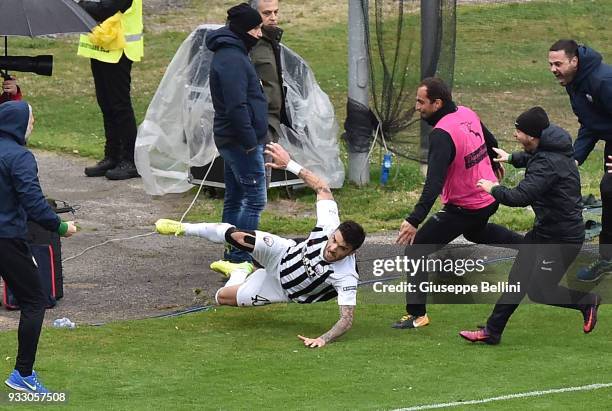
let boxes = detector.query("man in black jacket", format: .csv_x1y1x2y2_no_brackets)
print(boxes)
206,4,268,268
548,39,612,282
460,107,601,345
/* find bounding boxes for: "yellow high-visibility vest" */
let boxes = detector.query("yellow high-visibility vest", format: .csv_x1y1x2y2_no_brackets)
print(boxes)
77,0,143,63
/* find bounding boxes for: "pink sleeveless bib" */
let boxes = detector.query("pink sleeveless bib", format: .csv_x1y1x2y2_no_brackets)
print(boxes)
434,106,497,209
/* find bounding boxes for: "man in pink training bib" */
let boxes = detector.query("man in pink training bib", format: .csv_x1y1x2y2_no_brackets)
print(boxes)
393,77,521,330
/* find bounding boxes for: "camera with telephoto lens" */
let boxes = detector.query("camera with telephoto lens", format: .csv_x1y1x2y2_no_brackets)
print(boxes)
0,55,53,80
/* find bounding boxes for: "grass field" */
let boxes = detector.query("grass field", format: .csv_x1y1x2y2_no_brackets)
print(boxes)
0,302,610,410
1,1,612,409
6,0,612,234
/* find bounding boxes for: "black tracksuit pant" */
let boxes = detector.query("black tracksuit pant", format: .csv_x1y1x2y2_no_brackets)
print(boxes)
405,202,523,317
0,239,46,377
90,53,137,163
599,141,612,259
486,231,597,336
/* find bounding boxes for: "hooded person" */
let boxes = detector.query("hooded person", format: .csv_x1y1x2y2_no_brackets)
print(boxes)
548,40,612,281
459,106,601,345
205,4,269,268
0,101,77,393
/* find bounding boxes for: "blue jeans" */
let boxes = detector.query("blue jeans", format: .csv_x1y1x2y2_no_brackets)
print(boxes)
218,144,267,263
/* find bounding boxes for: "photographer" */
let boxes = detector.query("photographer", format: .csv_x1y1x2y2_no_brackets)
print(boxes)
0,101,77,393
0,75,22,104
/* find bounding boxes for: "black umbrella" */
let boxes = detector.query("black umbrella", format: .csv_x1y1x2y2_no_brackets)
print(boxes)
0,0,96,78
0,0,96,37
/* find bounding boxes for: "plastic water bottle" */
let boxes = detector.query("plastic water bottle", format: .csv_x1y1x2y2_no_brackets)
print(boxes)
380,153,392,185
53,317,76,329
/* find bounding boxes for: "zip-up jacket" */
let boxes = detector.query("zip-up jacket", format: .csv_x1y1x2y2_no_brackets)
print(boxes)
492,124,584,242
206,27,268,151
0,101,60,240
565,46,612,164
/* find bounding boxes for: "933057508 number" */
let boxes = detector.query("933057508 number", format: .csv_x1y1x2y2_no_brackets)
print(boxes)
6,392,67,403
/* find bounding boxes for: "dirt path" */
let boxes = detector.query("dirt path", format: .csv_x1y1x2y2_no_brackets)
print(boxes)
0,151,224,330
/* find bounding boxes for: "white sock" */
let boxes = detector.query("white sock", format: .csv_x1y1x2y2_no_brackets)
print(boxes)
224,269,248,287
183,223,234,243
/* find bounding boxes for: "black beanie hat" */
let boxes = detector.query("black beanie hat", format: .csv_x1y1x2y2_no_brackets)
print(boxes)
515,106,550,138
227,3,262,34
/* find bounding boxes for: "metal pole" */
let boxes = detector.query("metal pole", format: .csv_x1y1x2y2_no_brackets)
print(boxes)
420,0,440,166
347,0,370,186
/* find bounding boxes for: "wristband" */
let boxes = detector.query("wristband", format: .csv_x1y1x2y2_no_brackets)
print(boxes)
507,153,512,163
57,221,69,236
286,160,303,176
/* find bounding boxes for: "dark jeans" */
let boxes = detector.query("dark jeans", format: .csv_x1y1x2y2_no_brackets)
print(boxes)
0,239,46,377
405,202,523,316
486,231,597,336
599,141,612,259
218,144,267,263
90,54,137,162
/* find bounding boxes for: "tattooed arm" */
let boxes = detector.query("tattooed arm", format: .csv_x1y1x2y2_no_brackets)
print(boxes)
297,166,333,201
264,142,333,201
297,305,355,348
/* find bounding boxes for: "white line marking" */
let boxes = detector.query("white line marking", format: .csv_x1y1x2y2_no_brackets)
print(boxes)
393,382,612,411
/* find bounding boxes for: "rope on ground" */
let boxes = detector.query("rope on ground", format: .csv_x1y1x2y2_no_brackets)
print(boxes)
62,158,216,264
62,232,156,264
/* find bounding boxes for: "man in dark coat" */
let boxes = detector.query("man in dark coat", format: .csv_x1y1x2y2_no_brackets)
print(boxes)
460,107,601,345
249,0,293,191
250,0,291,149
206,4,268,269
548,39,612,281
0,101,77,392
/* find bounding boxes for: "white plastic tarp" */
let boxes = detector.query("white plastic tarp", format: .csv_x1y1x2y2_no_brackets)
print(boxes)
135,24,345,196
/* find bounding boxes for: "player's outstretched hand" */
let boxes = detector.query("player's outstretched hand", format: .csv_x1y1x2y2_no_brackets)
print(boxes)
298,334,326,348
264,142,291,169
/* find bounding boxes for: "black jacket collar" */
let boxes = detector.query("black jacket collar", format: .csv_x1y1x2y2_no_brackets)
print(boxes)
424,101,458,127
262,25,283,44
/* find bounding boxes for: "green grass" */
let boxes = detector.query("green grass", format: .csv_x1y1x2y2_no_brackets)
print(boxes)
7,0,612,233
0,302,610,410
3,3,612,408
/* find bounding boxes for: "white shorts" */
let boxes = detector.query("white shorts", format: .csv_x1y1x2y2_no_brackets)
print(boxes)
235,231,296,307
236,268,290,306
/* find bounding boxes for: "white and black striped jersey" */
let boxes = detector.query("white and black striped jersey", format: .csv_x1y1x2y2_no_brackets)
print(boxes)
278,200,358,305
